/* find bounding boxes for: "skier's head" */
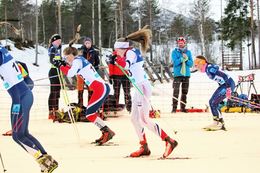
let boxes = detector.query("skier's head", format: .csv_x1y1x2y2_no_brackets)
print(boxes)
63,46,78,65
126,25,152,56
114,25,152,56
114,38,130,57
194,55,208,73
114,38,130,49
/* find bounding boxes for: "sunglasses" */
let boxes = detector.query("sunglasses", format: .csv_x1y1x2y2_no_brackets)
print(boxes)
178,38,185,41
194,58,206,67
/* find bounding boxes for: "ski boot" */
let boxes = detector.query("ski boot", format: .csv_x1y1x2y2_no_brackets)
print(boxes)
97,126,115,145
94,134,103,144
37,154,58,173
163,136,178,158
130,140,151,157
203,118,226,131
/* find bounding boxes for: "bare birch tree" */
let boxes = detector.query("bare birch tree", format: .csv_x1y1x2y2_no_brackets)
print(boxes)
190,0,210,55
118,0,124,37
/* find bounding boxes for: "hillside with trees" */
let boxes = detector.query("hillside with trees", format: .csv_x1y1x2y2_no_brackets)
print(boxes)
0,0,259,69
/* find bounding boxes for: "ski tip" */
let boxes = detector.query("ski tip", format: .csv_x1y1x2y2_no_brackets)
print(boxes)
124,155,150,158
95,142,119,146
202,128,228,131
157,156,191,160
157,156,166,160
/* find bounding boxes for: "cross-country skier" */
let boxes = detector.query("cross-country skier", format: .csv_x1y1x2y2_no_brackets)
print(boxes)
2,61,34,136
110,26,178,158
0,46,58,173
77,37,101,107
53,46,115,145
194,55,235,131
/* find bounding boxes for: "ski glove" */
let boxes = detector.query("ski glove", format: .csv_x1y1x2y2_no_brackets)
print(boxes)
108,54,117,65
226,87,232,99
53,60,66,68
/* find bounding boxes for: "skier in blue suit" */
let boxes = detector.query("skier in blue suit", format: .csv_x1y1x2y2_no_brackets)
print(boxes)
194,55,235,131
0,46,58,173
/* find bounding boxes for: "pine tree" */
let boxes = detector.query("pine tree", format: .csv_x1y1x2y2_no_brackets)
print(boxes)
221,0,251,50
61,0,78,43
189,0,211,55
141,0,160,29
169,14,188,38
39,0,58,45
0,0,34,40
100,0,117,47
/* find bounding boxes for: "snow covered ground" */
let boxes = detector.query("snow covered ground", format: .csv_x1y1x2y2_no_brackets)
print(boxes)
1,112,260,173
0,40,260,173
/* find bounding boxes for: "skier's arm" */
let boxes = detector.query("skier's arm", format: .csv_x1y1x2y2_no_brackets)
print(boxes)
60,59,81,77
116,50,135,70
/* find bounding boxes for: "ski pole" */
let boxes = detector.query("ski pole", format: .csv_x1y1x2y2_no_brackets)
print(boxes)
172,95,187,106
0,153,7,172
29,84,76,87
115,63,144,96
33,75,60,82
57,69,77,124
56,69,80,142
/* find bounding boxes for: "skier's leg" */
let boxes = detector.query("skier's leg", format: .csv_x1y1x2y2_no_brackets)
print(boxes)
85,82,115,144
204,86,227,131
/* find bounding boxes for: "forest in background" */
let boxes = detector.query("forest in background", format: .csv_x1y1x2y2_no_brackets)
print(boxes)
0,0,259,69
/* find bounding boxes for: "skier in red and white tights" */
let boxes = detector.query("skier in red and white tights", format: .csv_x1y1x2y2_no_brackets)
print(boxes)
112,36,178,158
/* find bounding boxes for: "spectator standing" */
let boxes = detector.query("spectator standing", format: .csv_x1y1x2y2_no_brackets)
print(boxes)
171,37,193,113
48,34,62,119
108,51,132,112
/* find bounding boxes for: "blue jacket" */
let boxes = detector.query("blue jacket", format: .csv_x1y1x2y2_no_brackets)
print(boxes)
171,47,193,77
